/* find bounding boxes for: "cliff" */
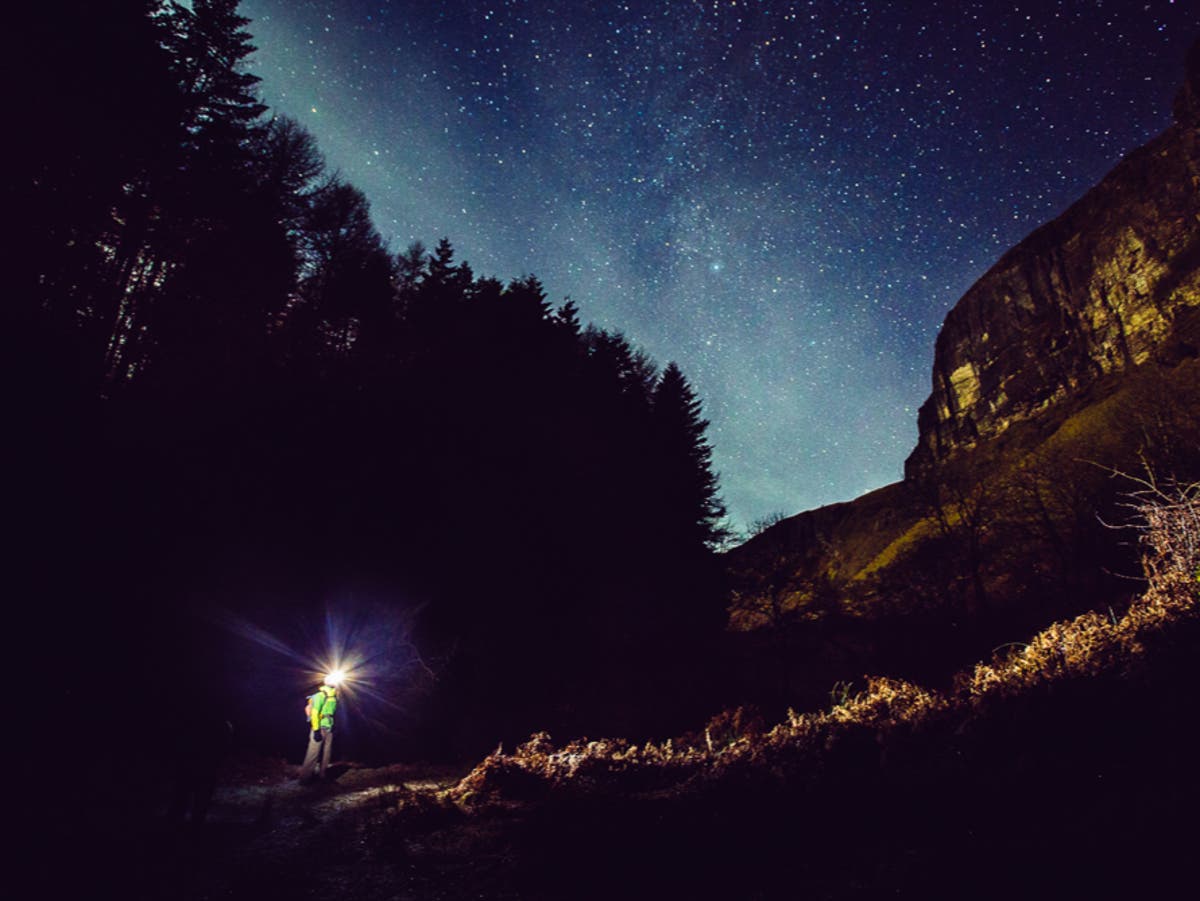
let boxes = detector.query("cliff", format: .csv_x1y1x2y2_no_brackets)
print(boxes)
728,40,1200,638
905,39,1200,480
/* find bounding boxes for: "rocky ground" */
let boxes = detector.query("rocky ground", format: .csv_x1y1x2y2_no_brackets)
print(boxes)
45,753,532,901
46,708,1198,901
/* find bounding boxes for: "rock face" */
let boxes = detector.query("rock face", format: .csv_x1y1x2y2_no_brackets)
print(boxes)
905,40,1200,480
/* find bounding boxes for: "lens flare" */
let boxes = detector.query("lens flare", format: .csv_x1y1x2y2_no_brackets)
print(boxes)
205,595,435,744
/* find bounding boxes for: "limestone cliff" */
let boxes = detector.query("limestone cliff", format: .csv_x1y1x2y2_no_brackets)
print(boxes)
905,40,1200,480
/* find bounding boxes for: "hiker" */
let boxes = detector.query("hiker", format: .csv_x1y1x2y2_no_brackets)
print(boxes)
299,672,341,782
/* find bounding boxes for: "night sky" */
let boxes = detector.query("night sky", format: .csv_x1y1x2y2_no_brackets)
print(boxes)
239,0,1198,531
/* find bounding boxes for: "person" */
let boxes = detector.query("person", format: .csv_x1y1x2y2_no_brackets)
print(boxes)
299,673,340,783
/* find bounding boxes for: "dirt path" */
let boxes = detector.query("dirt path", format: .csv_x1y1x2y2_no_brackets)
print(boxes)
115,757,528,900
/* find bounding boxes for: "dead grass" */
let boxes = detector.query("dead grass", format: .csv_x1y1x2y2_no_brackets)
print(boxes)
448,480,1199,809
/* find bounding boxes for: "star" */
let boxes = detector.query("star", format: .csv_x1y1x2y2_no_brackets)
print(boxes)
241,0,1200,531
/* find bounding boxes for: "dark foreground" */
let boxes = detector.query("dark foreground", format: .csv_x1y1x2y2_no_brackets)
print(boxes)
34,549,1200,900
37,679,1200,901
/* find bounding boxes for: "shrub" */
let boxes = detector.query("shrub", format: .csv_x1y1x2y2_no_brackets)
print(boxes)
702,705,765,752
1131,478,1200,590
448,475,1200,807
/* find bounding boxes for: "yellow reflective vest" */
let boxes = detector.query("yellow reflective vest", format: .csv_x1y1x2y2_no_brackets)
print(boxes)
309,685,337,731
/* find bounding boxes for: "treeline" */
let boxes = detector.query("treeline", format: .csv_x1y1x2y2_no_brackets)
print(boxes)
14,2,727,756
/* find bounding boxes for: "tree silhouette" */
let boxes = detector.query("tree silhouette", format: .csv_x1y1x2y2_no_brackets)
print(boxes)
91,0,271,385
652,362,729,552
160,0,266,160
14,1,735,756
10,1,180,385
291,179,394,361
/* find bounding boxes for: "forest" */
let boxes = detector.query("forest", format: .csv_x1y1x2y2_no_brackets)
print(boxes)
16,1,730,760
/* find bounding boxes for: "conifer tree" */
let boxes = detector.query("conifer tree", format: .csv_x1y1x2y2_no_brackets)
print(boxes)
426,237,461,288
584,327,658,405
555,300,583,339
406,238,473,346
160,0,266,167
395,241,429,295
652,362,728,551
101,0,271,384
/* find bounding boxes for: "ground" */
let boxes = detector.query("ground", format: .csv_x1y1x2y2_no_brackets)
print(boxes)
43,753,528,901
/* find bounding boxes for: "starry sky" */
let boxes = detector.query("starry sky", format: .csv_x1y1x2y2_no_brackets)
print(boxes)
239,0,1198,532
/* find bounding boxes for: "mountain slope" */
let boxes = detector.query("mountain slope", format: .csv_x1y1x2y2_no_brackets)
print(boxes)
728,39,1200,636
906,38,1200,480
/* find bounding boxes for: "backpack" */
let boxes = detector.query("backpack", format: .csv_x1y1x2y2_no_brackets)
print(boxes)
305,688,337,723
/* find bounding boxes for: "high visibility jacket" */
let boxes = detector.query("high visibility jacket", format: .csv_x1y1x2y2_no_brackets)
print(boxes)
310,685,337,731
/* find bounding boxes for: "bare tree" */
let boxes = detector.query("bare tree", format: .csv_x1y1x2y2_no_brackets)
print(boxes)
920,466,1005,614
747,510,789,539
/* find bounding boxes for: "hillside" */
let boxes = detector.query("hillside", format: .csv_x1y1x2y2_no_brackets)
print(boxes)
727,40,1200,642
907,38,1200,478
55,484,1199,900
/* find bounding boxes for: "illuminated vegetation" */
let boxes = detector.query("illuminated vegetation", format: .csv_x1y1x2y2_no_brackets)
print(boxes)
258,478,1187,897
448,479,1199,807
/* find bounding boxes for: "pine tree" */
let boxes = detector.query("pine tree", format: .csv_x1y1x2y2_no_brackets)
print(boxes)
160,0,266,168
426,237,458,287
395,241,428,296
99,0,271,384
555,300,583,339
652,362,728,551
502,275,552,329
404,238,473,347
584,327,658,404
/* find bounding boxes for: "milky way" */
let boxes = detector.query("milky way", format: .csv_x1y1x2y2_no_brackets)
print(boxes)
239,0,1198,531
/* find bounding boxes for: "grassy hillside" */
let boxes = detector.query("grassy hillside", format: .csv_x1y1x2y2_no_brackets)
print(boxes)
728,353,1200,633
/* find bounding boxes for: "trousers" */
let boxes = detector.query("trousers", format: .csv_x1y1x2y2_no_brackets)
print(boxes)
300,726,333,780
